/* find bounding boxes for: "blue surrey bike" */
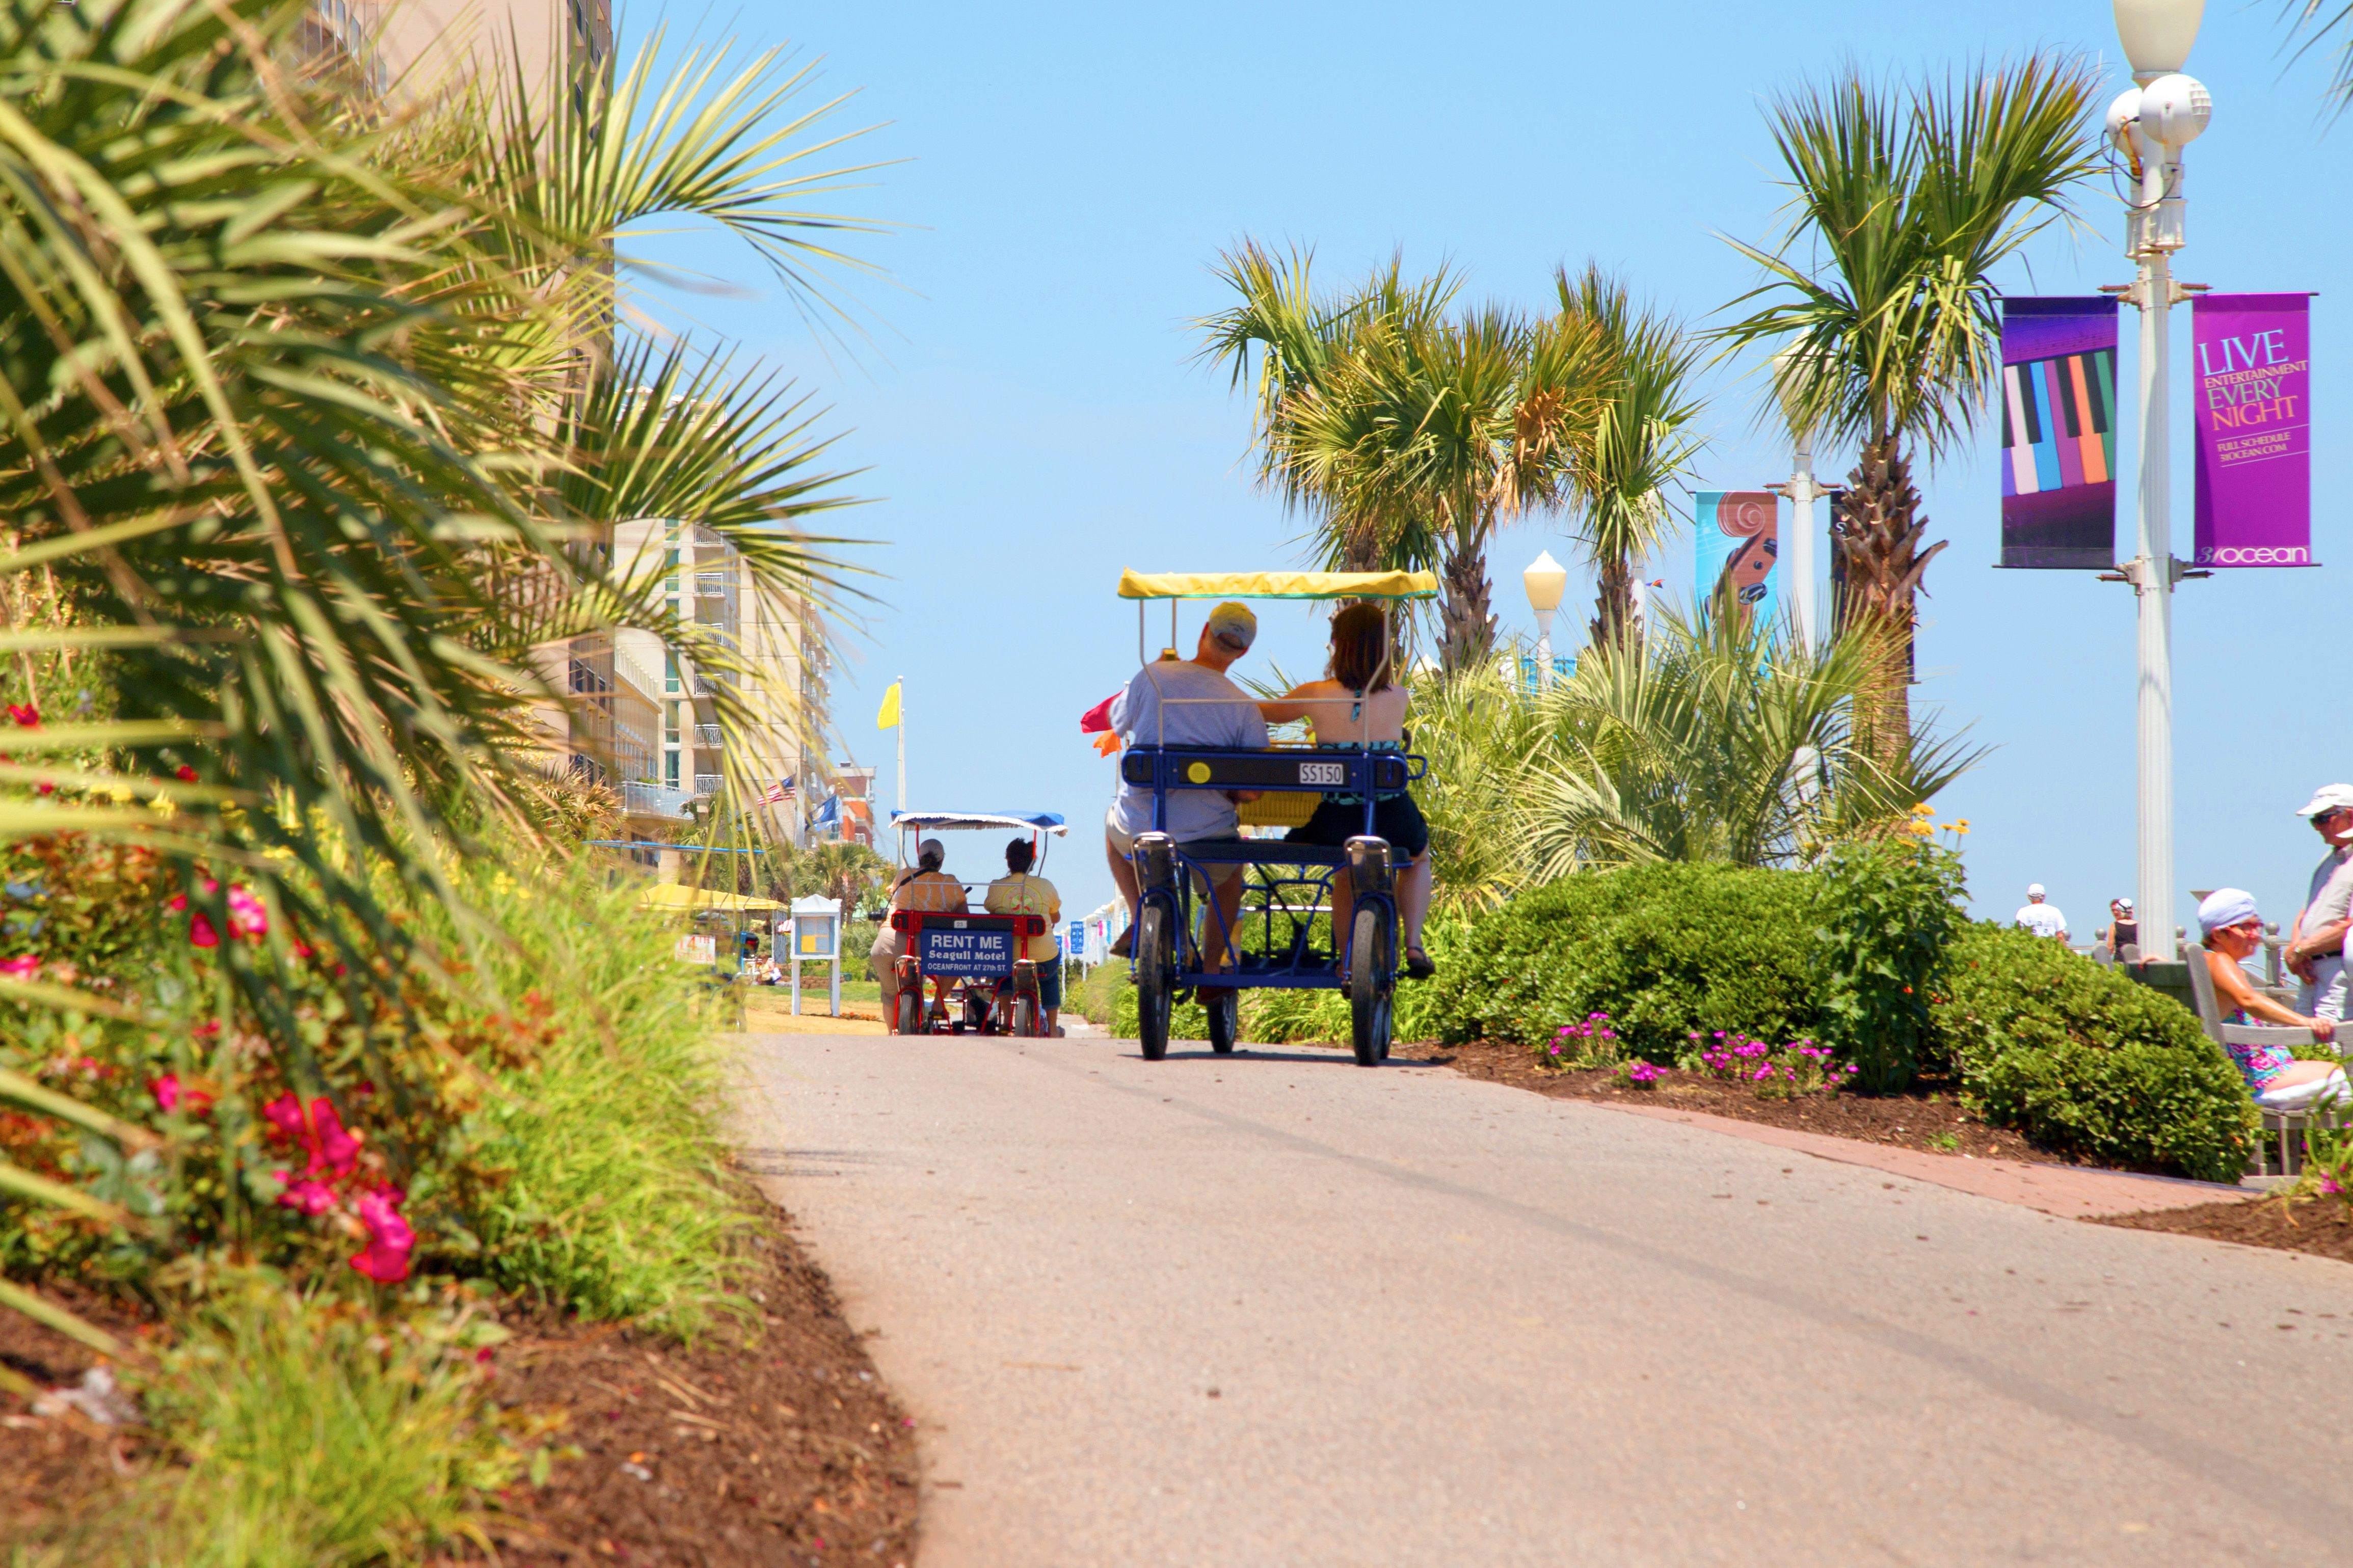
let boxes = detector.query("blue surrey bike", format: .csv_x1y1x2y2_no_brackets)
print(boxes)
1115,570,1434,1067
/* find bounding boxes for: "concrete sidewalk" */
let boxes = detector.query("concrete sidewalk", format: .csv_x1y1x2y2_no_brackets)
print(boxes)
1587,1099,2252,1217
748,1033,2352,1567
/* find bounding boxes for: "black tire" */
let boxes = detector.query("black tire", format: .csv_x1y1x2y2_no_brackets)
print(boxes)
894,989,921,1036
1135,903,1173,1062
1012,995,1040,1038
1349,906,1393,1067
1206,987,1238,1055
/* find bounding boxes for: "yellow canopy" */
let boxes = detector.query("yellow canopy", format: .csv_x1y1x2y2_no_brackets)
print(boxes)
1117,569,1439,602
636,883,783,913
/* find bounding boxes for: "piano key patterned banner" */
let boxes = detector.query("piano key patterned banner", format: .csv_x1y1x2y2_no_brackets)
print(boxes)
1998,297,2119,570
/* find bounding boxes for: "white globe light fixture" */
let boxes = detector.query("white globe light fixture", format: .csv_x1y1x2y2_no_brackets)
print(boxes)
2110,0,2210,964
2113,0,2203,83
1522,550,1569,691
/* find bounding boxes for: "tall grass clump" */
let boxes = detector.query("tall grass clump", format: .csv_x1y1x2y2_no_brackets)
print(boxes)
26,1281,517,1568
433,855,761,1336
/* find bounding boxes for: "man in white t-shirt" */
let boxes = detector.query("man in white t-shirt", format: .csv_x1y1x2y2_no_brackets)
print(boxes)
2014,884,2068,941
1104,602,1267,975
2287,783,2353,1021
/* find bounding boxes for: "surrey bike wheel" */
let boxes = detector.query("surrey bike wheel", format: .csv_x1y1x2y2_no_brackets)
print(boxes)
1205,986,1239,1055
1135,903,1174,1062
1348,905,1394,1067
1012,994,1041,1038
894,989,921,1037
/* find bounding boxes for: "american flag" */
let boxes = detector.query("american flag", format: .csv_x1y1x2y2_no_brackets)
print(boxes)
759,778,796,806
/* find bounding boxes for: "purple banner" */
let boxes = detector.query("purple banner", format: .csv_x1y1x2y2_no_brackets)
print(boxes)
1998,297,2118,570
2194,293,2314,568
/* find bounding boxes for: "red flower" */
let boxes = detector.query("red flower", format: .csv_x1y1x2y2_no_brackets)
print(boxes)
174,765,197,783
6,704,36,728
188,911,219,949
151,1075,181,1113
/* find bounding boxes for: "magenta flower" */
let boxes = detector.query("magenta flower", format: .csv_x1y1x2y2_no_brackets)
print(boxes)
349,1187,414,1283
273,1173,335,1216
152,1075,181,1113
189,911,220,949
226,885,268,940
0,955,37,981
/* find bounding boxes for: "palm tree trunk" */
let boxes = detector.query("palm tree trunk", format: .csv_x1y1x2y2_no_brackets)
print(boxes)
1437,540,1495,675
1832,439,1945,766
1589,554,1634,651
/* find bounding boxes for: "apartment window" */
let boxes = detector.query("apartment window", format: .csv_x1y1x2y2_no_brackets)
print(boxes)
664,749,679,789
664,651,678,695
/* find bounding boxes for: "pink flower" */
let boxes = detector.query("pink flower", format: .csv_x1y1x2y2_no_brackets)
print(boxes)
151,1075,180,1113
226,885,267,941
273,1173,335,1216
6,704,36,728
309,1099,360,1177
188,911,219,949
349,1187,414,1283
261,1092,306,1141
0,955,38,981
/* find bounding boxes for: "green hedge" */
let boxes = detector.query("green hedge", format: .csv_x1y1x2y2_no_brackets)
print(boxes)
1930,924,2255,1183
1426,863,1821,1059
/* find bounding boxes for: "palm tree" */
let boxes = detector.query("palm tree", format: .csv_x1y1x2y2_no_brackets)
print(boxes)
1558,265,1707,651
1194,242,1457,573
0,0,884,1341
2283,4,2353,107
1516,607,1983,878
1203,251,1610,671
1716,58,2100,758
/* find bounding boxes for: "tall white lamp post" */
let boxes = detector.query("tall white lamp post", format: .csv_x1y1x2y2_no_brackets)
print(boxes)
1772,345,1826,647
2108,0,2210,961
1523,550,1569,690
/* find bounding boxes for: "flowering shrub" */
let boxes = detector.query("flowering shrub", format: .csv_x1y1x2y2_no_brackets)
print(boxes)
2296,1117,2353,1214
0,830,555,1294
1543,1012,1621,1069
1614,1060,1663,1090
1690,1031,1858,1100
1812,814,1967,1091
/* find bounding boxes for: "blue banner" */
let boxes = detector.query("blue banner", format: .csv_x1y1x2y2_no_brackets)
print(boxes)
1692,491,1778,627
922,921,1014,979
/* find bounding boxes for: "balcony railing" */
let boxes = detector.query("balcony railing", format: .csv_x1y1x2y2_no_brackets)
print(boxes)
622,781,691,820
692,724,723,748
692,772,725,797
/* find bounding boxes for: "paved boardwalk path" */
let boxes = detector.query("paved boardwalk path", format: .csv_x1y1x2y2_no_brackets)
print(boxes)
745,1035,2353,1567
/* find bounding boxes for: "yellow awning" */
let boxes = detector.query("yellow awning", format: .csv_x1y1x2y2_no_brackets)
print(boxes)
636,883,784,913
1117,569,1440,602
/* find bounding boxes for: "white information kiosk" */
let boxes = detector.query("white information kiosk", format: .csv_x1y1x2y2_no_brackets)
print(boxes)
781,895,843,1017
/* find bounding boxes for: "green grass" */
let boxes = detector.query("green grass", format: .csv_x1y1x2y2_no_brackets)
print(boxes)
443,858,762,1337
23,1283,514,1568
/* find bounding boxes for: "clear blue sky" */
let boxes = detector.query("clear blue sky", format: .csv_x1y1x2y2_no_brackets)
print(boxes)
630,1,2351,936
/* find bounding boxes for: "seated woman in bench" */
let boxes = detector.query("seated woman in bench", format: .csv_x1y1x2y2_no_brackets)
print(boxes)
2197,888,2349,1111
1256,604,1435,981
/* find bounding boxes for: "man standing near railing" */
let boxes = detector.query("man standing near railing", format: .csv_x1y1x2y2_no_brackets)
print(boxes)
2286,785,2353,1022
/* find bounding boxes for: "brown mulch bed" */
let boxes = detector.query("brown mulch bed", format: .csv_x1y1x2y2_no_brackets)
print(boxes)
0,1284,150,1545
1427,1037,2043,1160
2099,1193,2353,1266
479,1224,919,1565
0,1212,920,1567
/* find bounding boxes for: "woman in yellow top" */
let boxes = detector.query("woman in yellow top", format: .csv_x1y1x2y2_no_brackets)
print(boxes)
984,837,1064,1035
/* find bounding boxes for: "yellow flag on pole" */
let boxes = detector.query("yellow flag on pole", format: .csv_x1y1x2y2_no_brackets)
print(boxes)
875,681,901,729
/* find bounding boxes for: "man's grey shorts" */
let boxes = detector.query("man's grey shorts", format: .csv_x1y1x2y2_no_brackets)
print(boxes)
1105,806,1241,886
